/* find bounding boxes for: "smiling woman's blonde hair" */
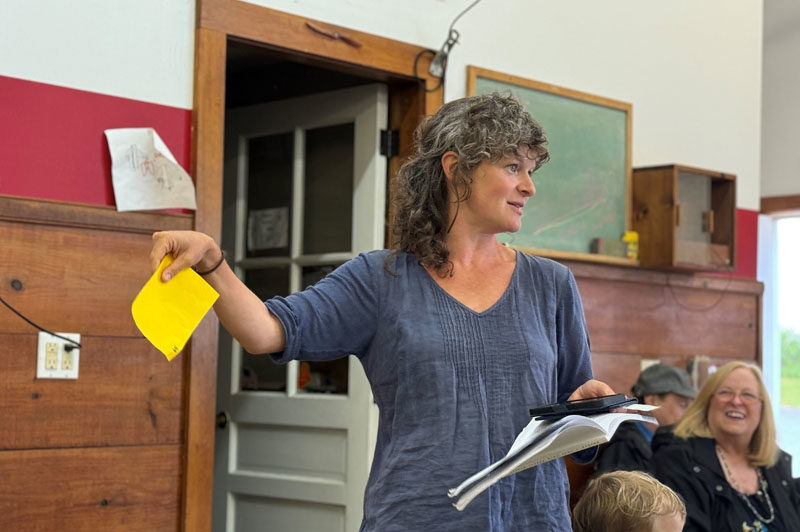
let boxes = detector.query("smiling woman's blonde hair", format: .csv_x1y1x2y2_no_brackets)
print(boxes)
673,361,778,466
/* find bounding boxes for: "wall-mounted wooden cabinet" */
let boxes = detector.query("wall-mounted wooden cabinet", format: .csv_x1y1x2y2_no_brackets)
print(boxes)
632,164,736,271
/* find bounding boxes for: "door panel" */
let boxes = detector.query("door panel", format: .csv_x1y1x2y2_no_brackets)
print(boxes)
213,84,387,532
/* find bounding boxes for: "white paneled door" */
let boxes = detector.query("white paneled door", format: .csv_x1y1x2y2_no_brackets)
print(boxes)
212,84,387,532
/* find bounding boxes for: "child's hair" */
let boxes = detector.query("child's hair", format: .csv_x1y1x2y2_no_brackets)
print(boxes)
571,471,686,532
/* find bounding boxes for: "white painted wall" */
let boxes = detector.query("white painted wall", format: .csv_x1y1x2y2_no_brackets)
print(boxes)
1,0,764,209
0,0,195,109
247,0,764,210
761,3,800,198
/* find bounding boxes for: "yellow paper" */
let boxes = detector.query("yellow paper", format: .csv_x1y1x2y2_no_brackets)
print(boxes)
132,255,219,360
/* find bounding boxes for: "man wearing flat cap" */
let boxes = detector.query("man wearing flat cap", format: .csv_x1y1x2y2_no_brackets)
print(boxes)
593,363,697,474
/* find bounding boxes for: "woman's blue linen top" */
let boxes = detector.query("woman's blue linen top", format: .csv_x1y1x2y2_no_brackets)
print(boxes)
266,249,593,531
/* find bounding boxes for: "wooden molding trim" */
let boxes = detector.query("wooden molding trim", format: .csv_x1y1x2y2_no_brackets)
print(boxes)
761,194,800,215
199,0,443,92
192,27,226,242
0,194,192,234
182,25,226,532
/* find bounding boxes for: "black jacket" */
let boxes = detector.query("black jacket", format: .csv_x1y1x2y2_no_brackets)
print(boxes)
594,421,653,474
651,430,800,532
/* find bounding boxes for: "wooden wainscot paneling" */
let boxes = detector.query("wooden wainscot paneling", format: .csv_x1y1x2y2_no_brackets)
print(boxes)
0,195,193,337
566,260,763,361
1,220,163,336
564,259,763,507
0,195,192,531
588,352,645,396
587,352,746,399
0,445,181,531
2,335,183,450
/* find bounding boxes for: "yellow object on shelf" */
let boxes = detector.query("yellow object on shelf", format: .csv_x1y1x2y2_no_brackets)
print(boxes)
622,231,639,261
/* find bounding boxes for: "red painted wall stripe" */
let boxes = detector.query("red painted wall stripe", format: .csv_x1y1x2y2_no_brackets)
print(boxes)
733,208,758,281
0,75,191,207
0,76,761,280
701,209,758,281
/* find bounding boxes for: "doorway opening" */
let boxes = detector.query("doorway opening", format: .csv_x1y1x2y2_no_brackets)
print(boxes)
187,5,443,529
210,35,436,531
222,38,384,397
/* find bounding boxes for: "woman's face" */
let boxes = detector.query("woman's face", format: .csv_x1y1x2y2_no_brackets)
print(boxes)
646,393,692,427
458,148,536,234
707,367,762,444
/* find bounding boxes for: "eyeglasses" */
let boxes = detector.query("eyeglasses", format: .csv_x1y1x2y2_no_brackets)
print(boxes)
714,388,762,405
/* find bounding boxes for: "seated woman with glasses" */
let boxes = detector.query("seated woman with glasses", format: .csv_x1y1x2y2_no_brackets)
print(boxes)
651,361,800,532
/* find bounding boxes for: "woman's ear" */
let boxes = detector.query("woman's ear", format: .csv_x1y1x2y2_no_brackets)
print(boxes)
441,151,459,182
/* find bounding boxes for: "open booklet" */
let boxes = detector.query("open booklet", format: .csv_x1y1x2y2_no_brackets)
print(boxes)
447,405,659,511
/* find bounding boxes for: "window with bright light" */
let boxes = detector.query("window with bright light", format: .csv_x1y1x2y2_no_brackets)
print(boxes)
776,216,800,476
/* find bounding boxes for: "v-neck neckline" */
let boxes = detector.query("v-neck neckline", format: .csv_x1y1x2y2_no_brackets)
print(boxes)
420,250,519,315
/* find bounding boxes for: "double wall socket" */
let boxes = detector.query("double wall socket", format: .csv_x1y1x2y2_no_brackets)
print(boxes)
36,331,80,379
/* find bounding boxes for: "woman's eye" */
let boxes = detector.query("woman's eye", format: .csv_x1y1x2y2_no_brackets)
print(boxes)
507,164,519,173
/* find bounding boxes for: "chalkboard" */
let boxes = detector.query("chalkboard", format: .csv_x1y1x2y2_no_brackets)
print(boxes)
468,66,633,264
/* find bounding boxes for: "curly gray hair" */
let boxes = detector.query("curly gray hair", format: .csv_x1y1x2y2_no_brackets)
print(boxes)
390,92,548,275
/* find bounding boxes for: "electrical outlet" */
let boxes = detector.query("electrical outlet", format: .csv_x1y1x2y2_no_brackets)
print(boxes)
45,342,59,369
36,332,80,379
61,348,74,371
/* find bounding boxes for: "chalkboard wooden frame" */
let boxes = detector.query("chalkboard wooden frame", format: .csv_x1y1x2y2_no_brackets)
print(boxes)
467,66,636,266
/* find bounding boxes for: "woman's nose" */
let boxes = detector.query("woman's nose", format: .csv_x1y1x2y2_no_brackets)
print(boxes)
519,174,535,197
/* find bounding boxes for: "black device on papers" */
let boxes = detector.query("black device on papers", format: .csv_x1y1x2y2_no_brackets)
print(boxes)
528,393,637,420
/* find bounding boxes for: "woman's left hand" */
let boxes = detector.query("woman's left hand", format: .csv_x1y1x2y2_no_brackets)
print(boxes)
568,379,616,401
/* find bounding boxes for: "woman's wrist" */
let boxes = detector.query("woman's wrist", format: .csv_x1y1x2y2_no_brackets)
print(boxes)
194,248,226,275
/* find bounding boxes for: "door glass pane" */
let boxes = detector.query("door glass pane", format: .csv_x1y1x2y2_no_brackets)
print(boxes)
301,264,337,289
240,266,290,392
297,264,348,394
245,267,290,300
676,170,712,264
241,354,286,392
298,360,349,395
246,132,293,258
303,123,354,254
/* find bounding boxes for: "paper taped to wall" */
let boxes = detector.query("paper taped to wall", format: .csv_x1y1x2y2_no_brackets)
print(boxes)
105,127,197,211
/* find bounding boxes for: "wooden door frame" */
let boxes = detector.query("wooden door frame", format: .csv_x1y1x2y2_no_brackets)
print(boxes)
186,1,443,529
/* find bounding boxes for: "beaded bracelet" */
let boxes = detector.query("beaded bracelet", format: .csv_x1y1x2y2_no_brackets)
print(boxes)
194,250,226,276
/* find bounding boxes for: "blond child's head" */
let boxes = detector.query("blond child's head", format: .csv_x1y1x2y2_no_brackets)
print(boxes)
572,471,686,532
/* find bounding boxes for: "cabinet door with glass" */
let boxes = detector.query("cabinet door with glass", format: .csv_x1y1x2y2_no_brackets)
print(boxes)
212,84,387,532
632,164,736,271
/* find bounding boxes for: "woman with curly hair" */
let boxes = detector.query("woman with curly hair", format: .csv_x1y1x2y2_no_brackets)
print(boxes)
149,92,612,531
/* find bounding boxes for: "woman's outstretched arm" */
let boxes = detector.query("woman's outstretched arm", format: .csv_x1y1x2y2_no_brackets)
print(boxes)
150,230,285,354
